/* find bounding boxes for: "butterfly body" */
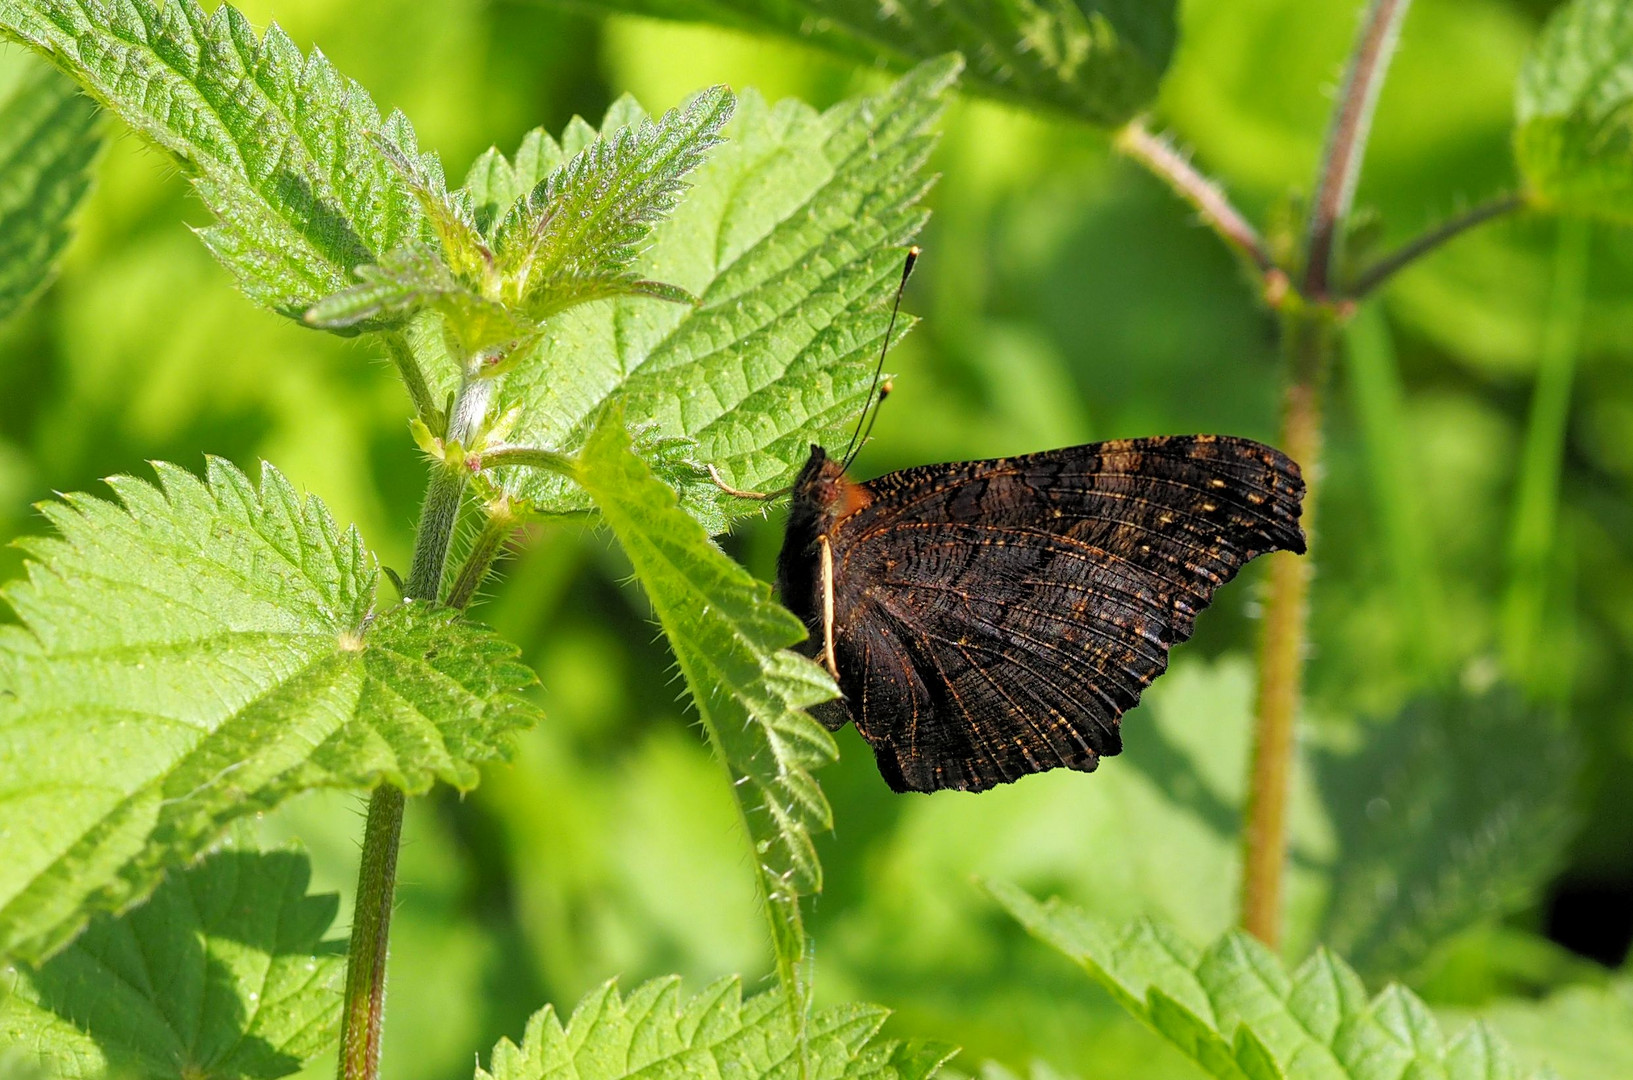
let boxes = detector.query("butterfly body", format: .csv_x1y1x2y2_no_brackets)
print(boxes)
776,436,1307,794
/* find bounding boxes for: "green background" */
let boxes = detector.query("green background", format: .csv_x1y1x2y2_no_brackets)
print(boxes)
1,0,1628,1077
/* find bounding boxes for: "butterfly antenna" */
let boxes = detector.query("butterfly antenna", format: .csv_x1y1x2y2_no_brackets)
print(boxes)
840,246,919,470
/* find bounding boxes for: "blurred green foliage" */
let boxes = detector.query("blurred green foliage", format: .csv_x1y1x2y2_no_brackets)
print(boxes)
2,0,1631,1079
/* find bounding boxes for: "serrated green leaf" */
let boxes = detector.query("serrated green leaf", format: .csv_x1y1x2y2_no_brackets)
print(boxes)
477,975,957,1080
1314,689,1579,981
1515,0,1633,222
991,884,1556,1080
0,52,100,323
557,0,1174,126
0,458,542,964
572,413,839,1007
307,88,727,360
0,840,344,1080
0,0,435,320
303,242,468,330
486,58,956,533
493,85,733,298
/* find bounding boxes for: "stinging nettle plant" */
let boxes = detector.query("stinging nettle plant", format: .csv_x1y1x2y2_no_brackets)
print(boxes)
2,0,1631,1079
0,0,959,1076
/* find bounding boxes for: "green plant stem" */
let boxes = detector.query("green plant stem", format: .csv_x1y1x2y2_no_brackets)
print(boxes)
336,785,405,1080
1114,119,1278,279
1242,309,1332,949
448,503,520,611
1241,0,1414,951
1348,192,1526,298
478,444,577,475
1502,216,1589,692
1303,0,1415,300
338,363,494,1080
407,374,494,600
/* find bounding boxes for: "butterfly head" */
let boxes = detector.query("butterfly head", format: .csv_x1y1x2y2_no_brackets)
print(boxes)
791,444,873,528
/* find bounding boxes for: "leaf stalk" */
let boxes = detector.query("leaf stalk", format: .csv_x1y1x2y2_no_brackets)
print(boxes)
448,501,520,611
1114,120,1280,284
383,330,440,429
1348,192,1526,298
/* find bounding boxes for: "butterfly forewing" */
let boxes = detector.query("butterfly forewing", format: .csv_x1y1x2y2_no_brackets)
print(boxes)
821,435,1306,793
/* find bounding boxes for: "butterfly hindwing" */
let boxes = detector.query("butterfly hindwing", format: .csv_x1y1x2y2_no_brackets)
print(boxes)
826,436,1306,793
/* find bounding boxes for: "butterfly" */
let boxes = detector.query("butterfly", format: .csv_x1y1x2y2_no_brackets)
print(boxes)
719,250,1307,793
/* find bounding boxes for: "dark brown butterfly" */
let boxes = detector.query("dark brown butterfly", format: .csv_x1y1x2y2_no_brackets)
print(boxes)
721,251,1307,793
774,435,1305,793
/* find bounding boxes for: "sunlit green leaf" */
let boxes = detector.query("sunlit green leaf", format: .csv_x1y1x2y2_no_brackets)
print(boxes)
0,0,435,320
478,975,956,1080
486,58,956,532
1315,687,1579,981
0,458,541,963
572,412,838,1007
1515,0,1633,222
308,88,729,355
0,839,344,1080
494,85,732,300
556,0,1174,126
0,53,99,323
992,883,1556,1080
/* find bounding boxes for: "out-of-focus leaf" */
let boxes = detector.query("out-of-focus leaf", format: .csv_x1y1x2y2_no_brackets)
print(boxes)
0,840,344,1080
1502,217,1589,691
487,58,956,533
1477,979,1633,1080
572,413,838,1007
993,883,1556,1080
477,976,956,1080
1515,0,1633,223
556,0,1175,126
1314,687,1579,982
0,53,99,323
0,0,433,321
0,459,541,963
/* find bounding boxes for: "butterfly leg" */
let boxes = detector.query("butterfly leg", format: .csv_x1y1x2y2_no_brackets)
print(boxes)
817,534,840,680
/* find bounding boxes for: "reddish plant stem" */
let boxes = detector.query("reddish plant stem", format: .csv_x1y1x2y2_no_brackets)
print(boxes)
1244,0,1414,948
1348,192,1525,298
337,786,405,1080
1303,0,1414,301
1115,120,1280,280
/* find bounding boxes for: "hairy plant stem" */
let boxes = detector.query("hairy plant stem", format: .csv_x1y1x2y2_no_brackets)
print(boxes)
1243,0,1412,948
384,330,438,429
338,362,494,1080
448,503,519,611
337,785,405,1080
1114,120,1278,279
1242,309,1332,947
407,374,495,600
1303,0,1414,300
